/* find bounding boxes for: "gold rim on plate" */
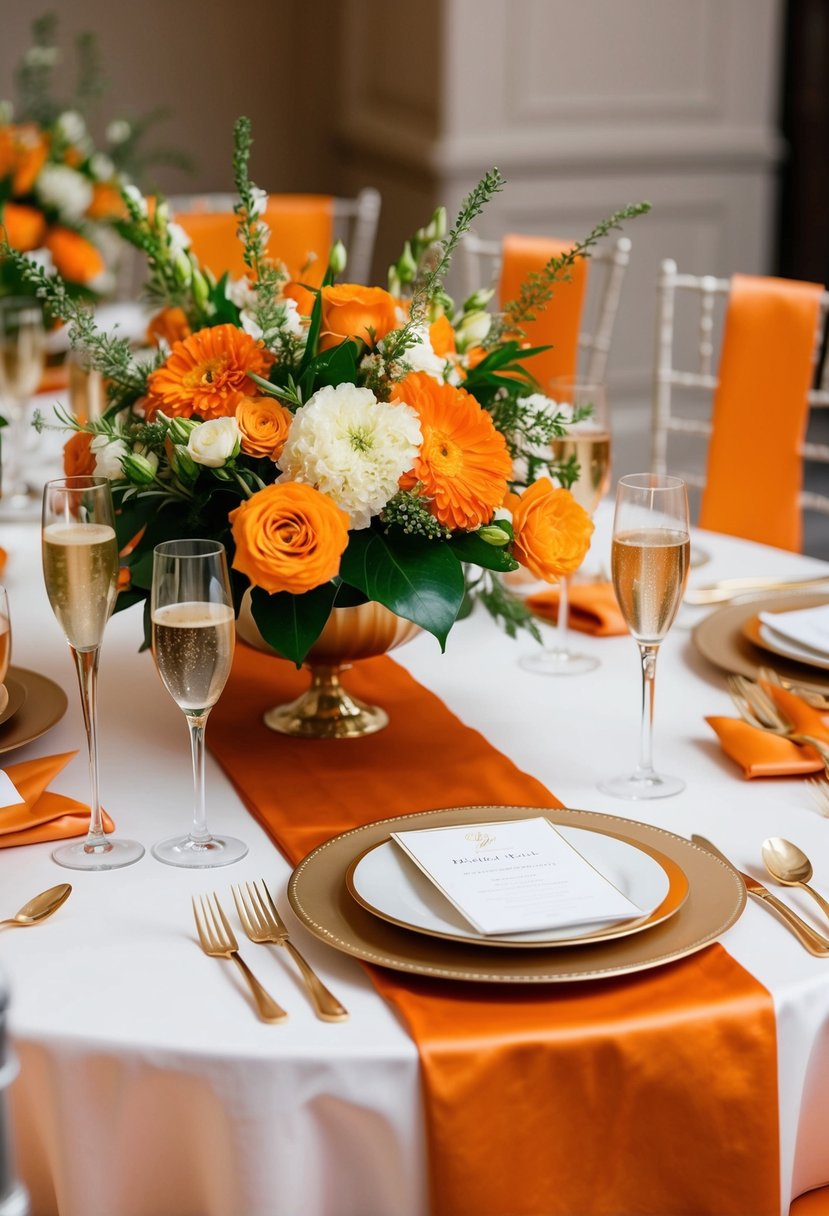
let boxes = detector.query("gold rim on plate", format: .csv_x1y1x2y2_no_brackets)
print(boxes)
0,666,68,755
288,805,746,984
344,827,689,949
692,593,829,692
742,613,829,673
0,675,27,726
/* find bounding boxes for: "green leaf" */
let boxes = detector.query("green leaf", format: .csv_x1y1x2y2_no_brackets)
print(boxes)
447,532,519,573
298,288,323,374
339,529,464,650
299,338,359,398
250,582,337,666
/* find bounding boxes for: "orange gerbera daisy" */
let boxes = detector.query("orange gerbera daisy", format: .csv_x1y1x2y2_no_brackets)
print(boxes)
145,323,274,420
392,371,512,531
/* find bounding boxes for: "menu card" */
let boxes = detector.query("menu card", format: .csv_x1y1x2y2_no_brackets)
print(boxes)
391,817,642,936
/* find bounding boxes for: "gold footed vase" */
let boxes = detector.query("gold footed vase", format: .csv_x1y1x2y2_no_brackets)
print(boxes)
236,596,420,739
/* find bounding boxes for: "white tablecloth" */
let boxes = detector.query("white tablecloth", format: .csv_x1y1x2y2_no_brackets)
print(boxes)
1,507,829,1216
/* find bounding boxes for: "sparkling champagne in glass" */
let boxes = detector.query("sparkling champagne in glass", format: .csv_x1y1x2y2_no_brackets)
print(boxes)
150,539,246,867
599,474,690,799
520,381,610,676
0,586,10,686
0,297,46,511
42,476,145,868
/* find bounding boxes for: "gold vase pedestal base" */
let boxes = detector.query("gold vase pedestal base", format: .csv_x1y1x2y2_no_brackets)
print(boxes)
263,664,389,739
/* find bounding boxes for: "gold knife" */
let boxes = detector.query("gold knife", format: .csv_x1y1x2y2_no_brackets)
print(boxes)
692,835,829,957
685,575,829,606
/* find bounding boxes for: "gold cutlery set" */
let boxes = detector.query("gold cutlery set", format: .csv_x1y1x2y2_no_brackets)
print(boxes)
193,881,349,1024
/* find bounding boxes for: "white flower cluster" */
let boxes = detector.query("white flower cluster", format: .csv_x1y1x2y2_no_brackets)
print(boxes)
36,164,92,222
277,382,422,529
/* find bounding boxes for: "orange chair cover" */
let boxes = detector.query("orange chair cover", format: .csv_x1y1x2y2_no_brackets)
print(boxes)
528,580,628,636
707,681,829,778
0,751,114,847
209,644,779,1216
698,274,824,552
176,194,334,288
498,234,589,388
791,1187,829,1215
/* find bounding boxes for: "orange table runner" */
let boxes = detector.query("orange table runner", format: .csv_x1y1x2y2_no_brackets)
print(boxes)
698,273,823,552
209,645,779,1216
498,234,588,387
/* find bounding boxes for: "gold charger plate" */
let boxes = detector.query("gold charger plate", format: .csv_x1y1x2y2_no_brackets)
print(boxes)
0,666,68,755
344,827,689,949
692,593,829,693
288,805,745,984
0,676,27,726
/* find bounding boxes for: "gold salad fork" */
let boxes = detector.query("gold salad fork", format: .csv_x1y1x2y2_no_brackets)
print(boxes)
233,881,349,1022
192,893,288,1023
726,675,829,774
758,667,829,712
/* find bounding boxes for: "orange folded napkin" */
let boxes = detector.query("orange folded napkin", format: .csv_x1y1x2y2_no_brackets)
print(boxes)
527,581,628,636
706,682,829,778
0,752,114,848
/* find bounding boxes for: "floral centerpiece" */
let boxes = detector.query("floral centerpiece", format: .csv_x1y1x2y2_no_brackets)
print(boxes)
1,13,189,304
4,116,647,666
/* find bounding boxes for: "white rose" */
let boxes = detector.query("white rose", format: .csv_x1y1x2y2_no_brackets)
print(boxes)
187,418,241,468
91,435,129,480
35,164,93,222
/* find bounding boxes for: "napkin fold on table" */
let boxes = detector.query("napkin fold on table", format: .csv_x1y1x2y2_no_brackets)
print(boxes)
526,581,628,637
706,681,829,778
0,752,114,847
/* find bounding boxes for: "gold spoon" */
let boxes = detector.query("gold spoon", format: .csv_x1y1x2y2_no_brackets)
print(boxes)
761,838,829,924
0,883,72,930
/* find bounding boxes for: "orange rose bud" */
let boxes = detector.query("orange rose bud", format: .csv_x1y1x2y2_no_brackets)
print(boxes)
319,284,399,351
229,482,349,595
507,478,594,583
146,306,192,349
1,201,47,252
235,397,293,461
62,431,96,478
44,227,105,285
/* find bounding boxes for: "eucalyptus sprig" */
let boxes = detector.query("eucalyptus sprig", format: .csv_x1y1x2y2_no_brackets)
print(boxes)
501,201,651,330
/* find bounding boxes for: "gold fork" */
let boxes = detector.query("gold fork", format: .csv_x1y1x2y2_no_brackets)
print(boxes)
192,893,288,1023
807,776,829,818
758,667,829,712
233,880,349,1023
726,675,829,774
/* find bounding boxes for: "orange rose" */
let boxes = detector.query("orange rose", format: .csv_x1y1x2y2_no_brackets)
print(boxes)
44,227,105,285
282,280,316,317
229,482,349,595
319,284,399,351
0,125,49,195
62,431,96,478
506,478,594,583
146,306,192,349
235,396,293,460
1,202,46,252
87,182,126,220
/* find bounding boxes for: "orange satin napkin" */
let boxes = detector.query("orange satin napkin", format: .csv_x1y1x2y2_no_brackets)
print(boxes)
791,1187,829,1215
175,194,334,288
498,234,588,387
0,752,114,848
527,580,628,636
209,644,779,1216
706,681,829,778
699,274,824,552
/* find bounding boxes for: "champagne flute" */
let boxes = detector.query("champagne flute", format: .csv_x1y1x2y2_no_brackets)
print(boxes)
42,476,145,868
0,586,10,685
519,381,610,676
150,539,247,868
598,474,690,799
0,297,46,510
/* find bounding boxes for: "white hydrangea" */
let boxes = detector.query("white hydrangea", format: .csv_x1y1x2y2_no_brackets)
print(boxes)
91,434,129,480
55,110,86,145
278,383,422,529
35,164,93,222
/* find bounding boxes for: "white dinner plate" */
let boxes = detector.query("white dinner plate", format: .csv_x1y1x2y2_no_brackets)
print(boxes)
346,823,680,948
757,623,829,672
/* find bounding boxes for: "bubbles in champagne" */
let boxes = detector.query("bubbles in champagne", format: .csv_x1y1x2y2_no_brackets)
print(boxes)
151,601,235,713
42,523,118,651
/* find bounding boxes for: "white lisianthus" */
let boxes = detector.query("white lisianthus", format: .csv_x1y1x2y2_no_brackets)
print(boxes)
35,164,93,222
277,382,422,529
401,325,449,382
187,417,241,468
55,110,86,145
89,152,115,182
106,119,131,145
122,184,147,218
91,434,129,480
